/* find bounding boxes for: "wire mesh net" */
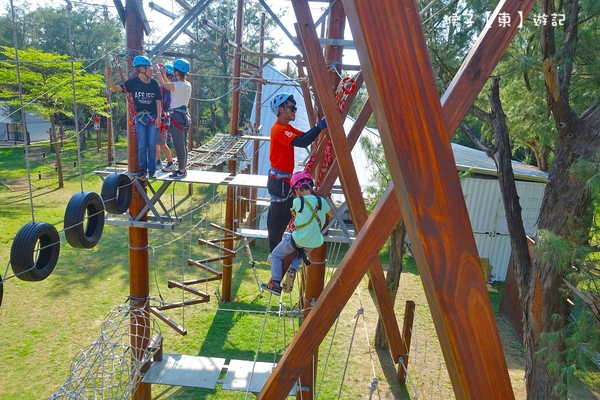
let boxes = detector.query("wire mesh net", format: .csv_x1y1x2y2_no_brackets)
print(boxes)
50,299,160,400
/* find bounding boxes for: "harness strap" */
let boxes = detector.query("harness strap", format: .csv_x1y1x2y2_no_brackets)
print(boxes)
294,197,322,231
290,236,311,266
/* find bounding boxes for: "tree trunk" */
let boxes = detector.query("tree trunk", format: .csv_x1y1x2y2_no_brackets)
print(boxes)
49,119,64,189
375,220,406,348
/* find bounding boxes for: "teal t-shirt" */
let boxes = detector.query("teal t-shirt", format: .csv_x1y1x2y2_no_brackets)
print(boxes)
291,194,330,249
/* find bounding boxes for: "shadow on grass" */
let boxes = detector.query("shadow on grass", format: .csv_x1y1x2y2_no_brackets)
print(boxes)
376,346,412,399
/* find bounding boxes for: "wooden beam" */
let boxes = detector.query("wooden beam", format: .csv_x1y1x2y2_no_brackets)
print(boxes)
294,0,408,363
259,185,401,399
340,0,514,398
260,0,537,397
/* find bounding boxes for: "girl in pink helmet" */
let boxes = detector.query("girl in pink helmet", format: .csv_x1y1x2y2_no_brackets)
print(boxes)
263,172,334,295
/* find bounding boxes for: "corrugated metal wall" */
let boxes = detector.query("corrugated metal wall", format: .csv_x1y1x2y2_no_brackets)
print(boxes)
461,178,545,280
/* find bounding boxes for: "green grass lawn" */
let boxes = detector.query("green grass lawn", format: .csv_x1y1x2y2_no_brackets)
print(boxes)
1,138,410,399
2,137,596,399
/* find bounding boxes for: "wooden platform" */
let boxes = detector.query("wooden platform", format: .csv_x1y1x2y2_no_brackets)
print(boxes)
142,354,297,396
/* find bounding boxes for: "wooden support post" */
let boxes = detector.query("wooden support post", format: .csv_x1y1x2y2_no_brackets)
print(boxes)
260,0,536,397
293,0,407,368
341,0,516,397
125,1,150,398
222,0,244,302
398,300,415,384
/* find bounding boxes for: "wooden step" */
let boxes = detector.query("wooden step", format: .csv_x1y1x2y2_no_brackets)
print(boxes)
188,259,226,272
209,222,243,240
149,307,187,336
198,238,236,255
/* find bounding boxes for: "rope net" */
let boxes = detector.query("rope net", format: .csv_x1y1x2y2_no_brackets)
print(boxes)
50,299,160,400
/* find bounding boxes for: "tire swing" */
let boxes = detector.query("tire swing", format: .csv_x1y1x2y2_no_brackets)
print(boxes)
101,173,132,214
10,222,61,281
64,192,105,249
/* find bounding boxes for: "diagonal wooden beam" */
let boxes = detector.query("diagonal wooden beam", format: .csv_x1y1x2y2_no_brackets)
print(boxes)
292,0,407,365
319,98,372,192
259,0,536,398
344,0,514,397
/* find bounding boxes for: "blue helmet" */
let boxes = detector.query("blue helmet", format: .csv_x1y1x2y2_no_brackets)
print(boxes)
133,55,151,67
173,59,190,73
164,64,174,77
270,92,293,116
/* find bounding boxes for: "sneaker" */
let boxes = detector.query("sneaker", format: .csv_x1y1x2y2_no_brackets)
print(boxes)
155,159,162,169
148,172,157,179
171,170,187,179
266,253,272,265
282,268,296,293
162,161,175,172
135,170,147,178
261,279,281,295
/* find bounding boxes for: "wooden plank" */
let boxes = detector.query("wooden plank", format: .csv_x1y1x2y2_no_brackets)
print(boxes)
198,238,236,255
293,0,406,365
341,0,514,398
149,307,187,335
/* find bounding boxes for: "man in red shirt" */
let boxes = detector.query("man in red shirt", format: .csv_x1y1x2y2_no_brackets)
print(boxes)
267,92,327,253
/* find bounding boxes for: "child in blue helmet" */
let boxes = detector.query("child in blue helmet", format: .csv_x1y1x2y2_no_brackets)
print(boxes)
106,55,162,178
155,64,176,172
154,59,192,178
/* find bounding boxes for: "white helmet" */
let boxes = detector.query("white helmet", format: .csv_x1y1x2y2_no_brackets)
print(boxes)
270,93,293,116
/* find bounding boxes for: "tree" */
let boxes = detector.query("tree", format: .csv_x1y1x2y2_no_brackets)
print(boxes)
0,4,123,65
416,0,600,396
0,47,107,188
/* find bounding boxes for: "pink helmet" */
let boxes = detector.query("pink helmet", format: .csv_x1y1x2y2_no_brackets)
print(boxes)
290,171,313,190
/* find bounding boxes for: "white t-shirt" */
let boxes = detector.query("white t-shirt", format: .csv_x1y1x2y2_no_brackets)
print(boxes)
170,80,192,109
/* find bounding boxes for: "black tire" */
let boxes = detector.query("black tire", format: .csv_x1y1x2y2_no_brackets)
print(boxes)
11,222,60,281
0,274,3,308
64,191,105,249
101,173,132,214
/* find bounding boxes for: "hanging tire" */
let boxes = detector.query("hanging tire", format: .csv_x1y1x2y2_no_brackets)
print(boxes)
101,173,132,214
10,222,60,282
64,191,105,249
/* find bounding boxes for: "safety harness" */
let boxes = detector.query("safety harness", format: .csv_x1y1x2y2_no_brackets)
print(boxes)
289,196,323,266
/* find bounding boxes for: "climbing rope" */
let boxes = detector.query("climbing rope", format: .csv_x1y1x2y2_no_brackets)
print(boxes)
9,0,35,223
65,2,84,193
114,54,137,138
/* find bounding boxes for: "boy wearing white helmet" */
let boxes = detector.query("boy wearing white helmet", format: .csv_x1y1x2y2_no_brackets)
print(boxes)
267,92,327,254
263,171,334,295
155,59,192,178
155,64,176,172
106,55,162,178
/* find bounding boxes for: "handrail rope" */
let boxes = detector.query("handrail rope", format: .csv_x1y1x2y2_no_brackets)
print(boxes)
9,0,35,223
315,314,342,400
338,306,363,400
399,356,421,400
66,5,84,193
114,54,137,139
244,288,274,400
0,45,122,126
357,284,380,399
103,6,117,172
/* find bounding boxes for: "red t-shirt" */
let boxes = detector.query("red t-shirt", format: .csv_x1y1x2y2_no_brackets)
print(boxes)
270,120,302,176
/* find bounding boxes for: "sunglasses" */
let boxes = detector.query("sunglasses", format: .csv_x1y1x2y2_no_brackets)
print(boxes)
286,105,298,112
